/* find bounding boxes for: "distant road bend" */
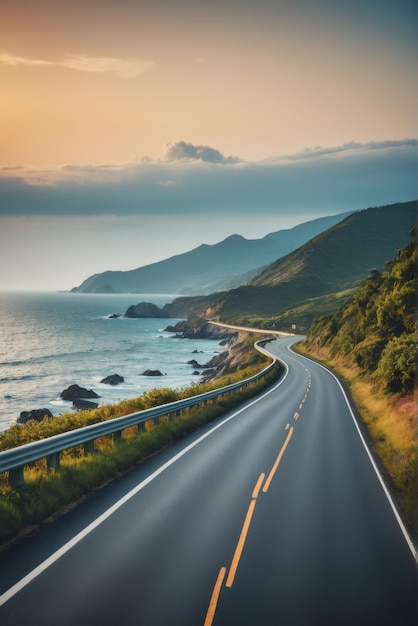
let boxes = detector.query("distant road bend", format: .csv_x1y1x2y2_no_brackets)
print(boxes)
0,331,416,625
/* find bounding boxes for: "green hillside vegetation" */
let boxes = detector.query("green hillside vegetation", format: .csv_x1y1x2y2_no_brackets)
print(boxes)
299,237,416,527
305,239,416,395
164,201,416,331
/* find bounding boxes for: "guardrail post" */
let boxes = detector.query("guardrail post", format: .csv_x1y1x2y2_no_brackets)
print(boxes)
9,466,25,488
137,422,145,433
84,440,95,455
113,430,122,444
47,452,60,472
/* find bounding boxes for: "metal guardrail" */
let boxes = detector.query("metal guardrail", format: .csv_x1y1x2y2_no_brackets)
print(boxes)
0,341,278,487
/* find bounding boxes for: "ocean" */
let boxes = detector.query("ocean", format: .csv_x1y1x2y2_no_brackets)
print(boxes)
0,292,223,433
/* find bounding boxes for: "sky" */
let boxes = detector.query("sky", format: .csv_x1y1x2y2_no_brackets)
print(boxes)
0,0,416,291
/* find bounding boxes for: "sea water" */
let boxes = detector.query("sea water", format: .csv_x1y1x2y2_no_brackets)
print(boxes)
0,292,223,432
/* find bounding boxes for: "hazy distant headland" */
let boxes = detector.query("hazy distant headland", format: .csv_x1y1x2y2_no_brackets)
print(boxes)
71,212,353,296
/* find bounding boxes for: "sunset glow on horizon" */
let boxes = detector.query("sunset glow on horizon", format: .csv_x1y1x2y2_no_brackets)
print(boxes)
0,0,416,290
1,0,416,167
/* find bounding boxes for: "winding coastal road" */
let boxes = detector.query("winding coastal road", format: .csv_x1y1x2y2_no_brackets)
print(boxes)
0,336,416,625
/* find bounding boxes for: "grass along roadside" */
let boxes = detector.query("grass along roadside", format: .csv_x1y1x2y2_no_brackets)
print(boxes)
0,362,281,547
294,341,416,536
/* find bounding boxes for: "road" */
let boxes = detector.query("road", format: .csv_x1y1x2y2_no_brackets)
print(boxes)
0,336,416,625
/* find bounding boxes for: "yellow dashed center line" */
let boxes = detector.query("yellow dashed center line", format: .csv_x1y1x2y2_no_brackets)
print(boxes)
204,423,296,622
225,499,257,588
263,426,294,493
204,567,226,626
252,473,265,499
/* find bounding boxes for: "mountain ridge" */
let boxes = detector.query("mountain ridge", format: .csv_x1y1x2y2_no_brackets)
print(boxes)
161,201,416,329
71,211,353,295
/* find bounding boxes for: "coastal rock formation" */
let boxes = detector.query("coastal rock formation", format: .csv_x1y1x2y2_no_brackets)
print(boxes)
60,384,100,401
17,408,53,424
164,319,236,341
125,302,168,318
142,369,164,376
201,368,215,377
73,398,99,411
187,359,204,368
100,374,124,385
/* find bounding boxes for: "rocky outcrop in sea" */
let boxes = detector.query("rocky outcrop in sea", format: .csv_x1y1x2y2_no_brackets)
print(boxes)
142,369,164,376
100,374,124,385
125,302,169,318
72,398,99,410
18,408,53,424
60,384,100,401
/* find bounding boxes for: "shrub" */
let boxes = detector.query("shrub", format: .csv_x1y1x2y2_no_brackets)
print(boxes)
373,334,416,394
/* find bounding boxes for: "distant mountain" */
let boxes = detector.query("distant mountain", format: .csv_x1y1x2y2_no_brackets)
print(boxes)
162,201,416,328
71,212,353,295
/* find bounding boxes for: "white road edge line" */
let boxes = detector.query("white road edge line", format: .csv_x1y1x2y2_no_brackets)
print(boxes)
0,359,289,607
288,344,418,563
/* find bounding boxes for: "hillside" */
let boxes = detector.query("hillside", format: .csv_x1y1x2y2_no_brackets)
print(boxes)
298,238,416,527
71,212,351,295
251,201,415,288
304,237,416,394
162,201,416,330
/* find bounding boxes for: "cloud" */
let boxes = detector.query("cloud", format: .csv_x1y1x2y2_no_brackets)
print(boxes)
265,138,418,163
0,53,52,67
62,56,153,77
0,140,416,219
161,141,241,164
0,53,153,77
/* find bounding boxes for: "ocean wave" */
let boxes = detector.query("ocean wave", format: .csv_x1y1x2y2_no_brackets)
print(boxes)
0,292,221,432
0,374,38,383
0,360,26,367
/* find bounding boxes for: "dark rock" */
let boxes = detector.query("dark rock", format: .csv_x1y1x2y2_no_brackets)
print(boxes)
164,319,236,340
125,302,167,318
201,368,215,376
142,369,164,376
17,408,53,424
108,313,120,319
73,398,99,411
100,374,124,385
192,371,201,375
60,384,100,401
192,349,203,353
187,359,203,368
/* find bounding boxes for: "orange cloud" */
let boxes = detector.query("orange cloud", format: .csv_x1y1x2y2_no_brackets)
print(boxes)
0,53,153,77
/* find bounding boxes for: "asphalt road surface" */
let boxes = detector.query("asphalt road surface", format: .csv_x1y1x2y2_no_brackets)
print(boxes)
0,336,416,625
